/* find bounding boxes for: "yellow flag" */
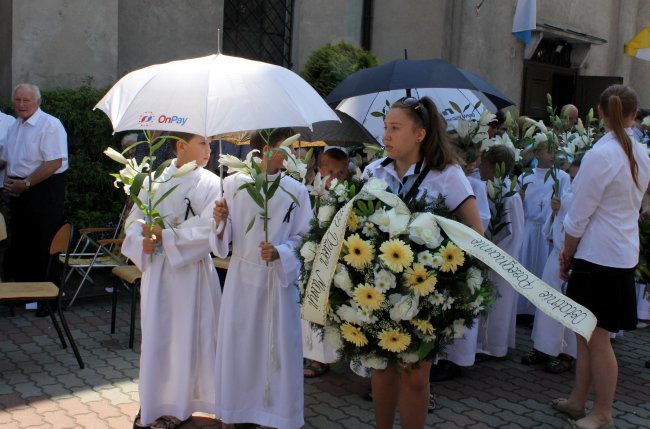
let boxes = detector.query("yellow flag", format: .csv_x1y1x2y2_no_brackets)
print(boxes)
625,26,650,61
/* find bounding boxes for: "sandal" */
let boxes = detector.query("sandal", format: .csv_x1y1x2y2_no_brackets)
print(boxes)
150,415,191,429
563,418,615,429
549,398,586,420
545,355,575,374
304,361,330,378
133,409,150,429
521,349,549,365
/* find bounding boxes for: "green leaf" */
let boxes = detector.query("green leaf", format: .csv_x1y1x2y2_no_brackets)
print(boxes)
417,341,435,359
450,101,462,113
463,103,470,112
245,215,256,233
266,176,282,201
370,111,384,118
153,159,173,180
153,183,180,209
279,185,301,207
130,172,148,198
245,186,265,209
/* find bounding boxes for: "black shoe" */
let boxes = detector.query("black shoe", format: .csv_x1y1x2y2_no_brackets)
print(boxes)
645,361,650,369
429,360,461,382
35,307,51,318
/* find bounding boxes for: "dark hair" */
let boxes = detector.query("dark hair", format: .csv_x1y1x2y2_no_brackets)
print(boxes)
489,109,506,127
390,96,459,171
483,145,515,176
250,127,294,152
165,131,196,154
319,148,348,166
599,85,639,188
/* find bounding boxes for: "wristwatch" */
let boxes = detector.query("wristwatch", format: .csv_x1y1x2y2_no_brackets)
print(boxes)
24,178,31,188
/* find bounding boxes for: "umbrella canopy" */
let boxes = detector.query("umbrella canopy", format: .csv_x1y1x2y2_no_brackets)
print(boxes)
336,87,495,144
625,26,650,61
325,58,514,110
95,54,339,137
294,110,379,147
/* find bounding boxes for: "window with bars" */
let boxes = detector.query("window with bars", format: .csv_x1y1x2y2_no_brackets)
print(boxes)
222,0,294,68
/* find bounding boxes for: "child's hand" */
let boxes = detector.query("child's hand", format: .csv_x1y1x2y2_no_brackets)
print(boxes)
213,199,229,223
550,197,561,215
141,224,162,254
259,242,279,262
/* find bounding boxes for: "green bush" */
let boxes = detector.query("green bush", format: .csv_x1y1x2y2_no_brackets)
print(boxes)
2,81,125,228
301,41,378,97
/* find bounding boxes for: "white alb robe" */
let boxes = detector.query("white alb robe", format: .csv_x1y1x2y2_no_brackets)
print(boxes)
517,167,570,314
476,183,525,357
531,190,577,358
122,163,222,425
210,172,311,429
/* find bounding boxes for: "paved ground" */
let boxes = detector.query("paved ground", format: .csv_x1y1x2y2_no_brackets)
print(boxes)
1,287,649,428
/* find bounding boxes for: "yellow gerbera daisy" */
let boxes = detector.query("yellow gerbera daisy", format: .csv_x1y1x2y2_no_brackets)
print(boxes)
410,319,435,335
404,263,437,296
343,233,374,269
341,323,368,347
437,242,465,273
347,211,360,231
379,239,414,273
353,283,385,311
377,329,411,353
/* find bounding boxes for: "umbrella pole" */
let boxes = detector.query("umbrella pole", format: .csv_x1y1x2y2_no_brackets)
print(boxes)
215,139,225,234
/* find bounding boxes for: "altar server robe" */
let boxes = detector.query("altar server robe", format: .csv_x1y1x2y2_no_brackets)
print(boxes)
122,163,222,425
477,181,525,357
210,172,311,429
517,167,570,314
531,189,577,357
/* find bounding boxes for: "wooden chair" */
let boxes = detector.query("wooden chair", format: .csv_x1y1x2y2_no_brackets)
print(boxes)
110,265,141,349
0,223,85,369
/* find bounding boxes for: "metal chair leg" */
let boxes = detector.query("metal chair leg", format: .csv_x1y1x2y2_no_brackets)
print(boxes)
45,300,67,349
57,302,85,369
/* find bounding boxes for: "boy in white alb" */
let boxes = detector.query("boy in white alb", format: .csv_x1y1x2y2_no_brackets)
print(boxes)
475,145,525,358
522,160,580,371
517,144,570,315
122,133,222,428
211,129,312,429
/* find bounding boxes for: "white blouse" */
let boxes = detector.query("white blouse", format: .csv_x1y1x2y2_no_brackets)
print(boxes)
564,130,650,268
363,157,474,211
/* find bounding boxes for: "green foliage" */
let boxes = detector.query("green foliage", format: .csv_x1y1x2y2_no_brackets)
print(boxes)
2,80,125,227
301,41,378,97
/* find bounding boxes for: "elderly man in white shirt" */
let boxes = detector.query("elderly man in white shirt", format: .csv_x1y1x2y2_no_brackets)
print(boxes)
3,83,68,294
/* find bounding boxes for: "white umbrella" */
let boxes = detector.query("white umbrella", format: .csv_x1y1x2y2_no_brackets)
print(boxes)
96,53,338,233
95,53,338,136
336,88,496,145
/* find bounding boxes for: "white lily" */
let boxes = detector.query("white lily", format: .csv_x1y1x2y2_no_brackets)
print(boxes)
478,109,497,126
172,161,197,178
576,118,585,134
389,293,419,322
283,154,308,182
104,147,129,165
643,116,650,127
219,154,251,175
306,172,329,198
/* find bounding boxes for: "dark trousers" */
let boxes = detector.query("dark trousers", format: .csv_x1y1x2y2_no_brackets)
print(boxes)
4,173,66,282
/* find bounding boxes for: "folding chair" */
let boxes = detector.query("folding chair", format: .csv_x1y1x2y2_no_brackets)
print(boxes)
0,223,85,369
63,201,130,307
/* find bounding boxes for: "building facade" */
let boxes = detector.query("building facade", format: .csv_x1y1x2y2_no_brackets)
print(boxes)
1,0,649,114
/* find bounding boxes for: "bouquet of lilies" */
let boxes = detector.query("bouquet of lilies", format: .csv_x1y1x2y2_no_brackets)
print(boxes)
104,131,197,234
449,104,495,164
297,178,491,368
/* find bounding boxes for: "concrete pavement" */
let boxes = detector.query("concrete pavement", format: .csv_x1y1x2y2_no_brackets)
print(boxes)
1,293,649,428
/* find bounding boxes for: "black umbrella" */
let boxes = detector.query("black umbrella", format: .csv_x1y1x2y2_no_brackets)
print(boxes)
325,59,513,110
294,110,379,147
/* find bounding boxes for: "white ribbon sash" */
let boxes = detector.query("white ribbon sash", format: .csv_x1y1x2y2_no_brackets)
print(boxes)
301,182,596,341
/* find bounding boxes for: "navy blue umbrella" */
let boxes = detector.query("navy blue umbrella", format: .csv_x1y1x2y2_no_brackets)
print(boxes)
326,59,513,110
